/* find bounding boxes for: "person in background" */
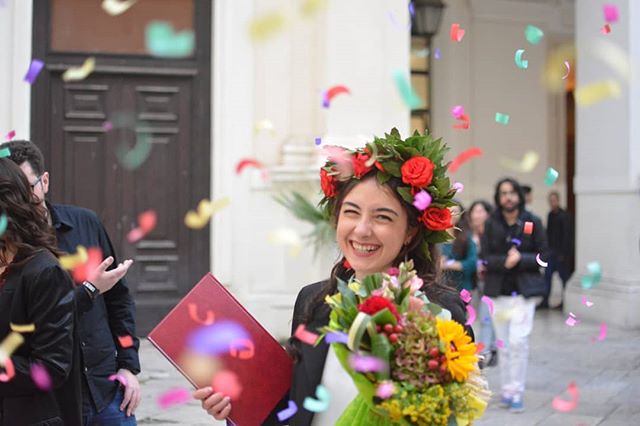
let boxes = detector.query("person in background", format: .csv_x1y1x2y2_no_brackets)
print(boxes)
521,185,533,208
0,158,81,425
3,140,138,425
482,178,548,413
440,201,477,292
541,191,573,310
469,200,498,368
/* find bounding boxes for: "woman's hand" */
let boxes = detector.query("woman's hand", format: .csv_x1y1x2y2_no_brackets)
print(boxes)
193,387,232,420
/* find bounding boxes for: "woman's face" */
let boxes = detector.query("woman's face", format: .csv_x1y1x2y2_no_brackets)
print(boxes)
469,204,489,231
336,178,414,279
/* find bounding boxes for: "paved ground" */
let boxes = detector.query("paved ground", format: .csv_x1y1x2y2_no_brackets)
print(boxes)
136,292,640,425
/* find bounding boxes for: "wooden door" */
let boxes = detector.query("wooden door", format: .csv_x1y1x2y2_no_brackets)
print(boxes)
31,0,211,334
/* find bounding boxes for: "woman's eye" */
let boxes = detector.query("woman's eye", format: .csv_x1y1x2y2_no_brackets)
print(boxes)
343,209,359,215
377,215,392,222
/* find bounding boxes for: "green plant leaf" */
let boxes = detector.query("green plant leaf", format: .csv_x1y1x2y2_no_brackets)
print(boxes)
396,187,414,204
371,308,397,326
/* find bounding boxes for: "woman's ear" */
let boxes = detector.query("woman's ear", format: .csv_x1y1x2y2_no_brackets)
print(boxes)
404,226,419,246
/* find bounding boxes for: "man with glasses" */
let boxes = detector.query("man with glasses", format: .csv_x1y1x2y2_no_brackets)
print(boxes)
2,140,141,426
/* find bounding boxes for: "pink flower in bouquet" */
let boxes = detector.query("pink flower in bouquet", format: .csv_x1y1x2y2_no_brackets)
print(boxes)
387,267,400,277
358,296,401,321
408,296,425,313
404,275,423,293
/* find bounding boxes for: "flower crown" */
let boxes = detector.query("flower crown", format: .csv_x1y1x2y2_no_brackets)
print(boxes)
319,128,458,259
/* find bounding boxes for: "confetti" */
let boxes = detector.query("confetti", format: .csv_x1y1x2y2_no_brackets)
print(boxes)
62,57,96,82
565,312,578,327
188,321,249,356
127,210,157,243
601,24,611,34
543,43,576,93
187,303,215,326
314,137,322,146
301,0,327,17
249,10,287,42
465,304,476,326
294,324,319,346
24,59,45,84
536,253,548,268
434,48,441,60
603,4,619,23
475,343,485,354
9,323,35,333
544,167,559,186
348,354,386,373
325,332,348,345
71,246,102,283
59,245,89,270
453,114,470,130
511,238,522,247
495,339,504,348
515,49,528,69
581,295,594,307
575,80,621,107
4,130,15,141
451,105,465,119
254,119,275,134
376,382,396,399
448,147,483,173
581,261,602,288
450,23,465,42
30,362,52,391
0,148,8,159
459,289,472,304
392,70,422,109
0,333,24,365
184,197,230,230
145,21,195,58
303,384,330,413
158,387,191,409
211,370,242,400
322,85,351,108
500,150,539,173
523,221,534,235
481,295,495,316
412,190,432,211
108,373,128,387
101,0,137,16
118,335,134,348
562,61,571,79
552,382,579,412
229,338,255,360
236,158,266,175
495,112,510,125
0,358,15,382
594,322,607,342
267,228,303,257
277,400,298,422
453,182,464,193
525,25,544,45
116,137,151,170
102,121,113,131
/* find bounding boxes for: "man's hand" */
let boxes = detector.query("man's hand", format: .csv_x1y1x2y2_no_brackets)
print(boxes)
504,247,521,269
90,257,133,294
193,387,232,421
117,369,141,417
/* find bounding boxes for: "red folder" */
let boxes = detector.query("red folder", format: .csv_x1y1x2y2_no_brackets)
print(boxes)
148,273,293,426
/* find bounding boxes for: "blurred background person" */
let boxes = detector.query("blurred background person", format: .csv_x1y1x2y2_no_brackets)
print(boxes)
440,201,477,293
521,185,533,208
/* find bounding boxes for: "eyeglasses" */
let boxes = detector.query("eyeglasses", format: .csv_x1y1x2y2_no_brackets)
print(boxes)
30,175,43,190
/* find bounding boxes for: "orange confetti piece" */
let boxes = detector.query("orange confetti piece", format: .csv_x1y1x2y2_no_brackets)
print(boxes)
0,358,15,382
448,147,483,173
118,335,134,348
450,23,465,42
294,324,318,345
187,303,215,326
552,381,579,412
229,338,255,360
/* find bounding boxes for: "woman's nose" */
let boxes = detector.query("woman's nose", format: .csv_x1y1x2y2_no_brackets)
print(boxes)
353,216,372,236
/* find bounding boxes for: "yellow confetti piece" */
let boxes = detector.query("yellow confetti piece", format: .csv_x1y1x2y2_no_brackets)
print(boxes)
9,323,35,333
249,11,287,42
301,0,328,17
267,228,302,257
101,0,137,16
543,43,575,93
184,198,230,229
575,80,622,107
0,332,24,366
62,57,96,82
254,119,276,135
59,245,88,270
500,151,539,173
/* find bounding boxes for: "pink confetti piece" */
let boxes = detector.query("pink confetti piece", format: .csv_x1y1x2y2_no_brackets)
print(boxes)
453,182,464,193
108,373,128,387
552,382,579,412
565,312,578,327
157,387,191,409
376,382,396,399
593,322,607,342
325,331,348,344
294,324,319,345
603,4,619,23
581,295,594,307
475,343,485,354
322,85,351,108
523,221,534,235
496,339,504,348
229,338,255,360
187,303,215,325
0,358,15,382
536,253,548,267
481,295,494,316
118,335,134,348
5,130,15,141
127,210,157,243
102,121,113,131
277,400,298,422
451,105,464,119
24,59,44,84
412,190,432,211
450,23,465,42
30,362,52,391
601,24,611,34
449,147,482,173
452,114,470,130
465,304,476,326
348,354,386,373
562,61,571,80
459,289,472,304
211,370,243,400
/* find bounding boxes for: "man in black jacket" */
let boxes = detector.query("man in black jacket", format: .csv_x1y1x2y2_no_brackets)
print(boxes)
481,177,548,414
4,140,141,425
542,191,573,309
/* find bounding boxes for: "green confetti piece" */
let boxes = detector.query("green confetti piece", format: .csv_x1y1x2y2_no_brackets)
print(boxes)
544,167,559,186
145,21,195,58
495,112,510,125
0,147,10,158
392,69,423,110
581,261,602,289
515,49,528,69
0,214,7,237
525,25,544,45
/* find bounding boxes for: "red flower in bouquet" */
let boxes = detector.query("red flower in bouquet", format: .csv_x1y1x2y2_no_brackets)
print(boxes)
358,295,401,321
351,152,373,178
401,156,434,188
320,168,338,198
419,207,452,231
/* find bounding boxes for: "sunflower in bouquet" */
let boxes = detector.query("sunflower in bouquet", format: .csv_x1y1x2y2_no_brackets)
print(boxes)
321,260,490,426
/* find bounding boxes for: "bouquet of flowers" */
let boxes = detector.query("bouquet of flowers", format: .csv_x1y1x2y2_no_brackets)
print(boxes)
321,261,490,425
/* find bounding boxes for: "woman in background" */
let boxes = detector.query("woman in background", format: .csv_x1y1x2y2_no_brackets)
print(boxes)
440,202,477,292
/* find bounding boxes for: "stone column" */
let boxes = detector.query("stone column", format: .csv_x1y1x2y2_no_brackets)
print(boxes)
566,0,640,329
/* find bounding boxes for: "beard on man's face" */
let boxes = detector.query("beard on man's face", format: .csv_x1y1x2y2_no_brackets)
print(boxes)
500,201,519,213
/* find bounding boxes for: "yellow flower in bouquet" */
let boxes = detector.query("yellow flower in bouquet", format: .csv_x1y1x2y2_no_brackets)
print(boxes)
436,319,478,382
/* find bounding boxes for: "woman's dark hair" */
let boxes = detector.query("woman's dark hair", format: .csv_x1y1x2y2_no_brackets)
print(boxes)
299,172,456,325
0,158,59,269
493,177,525,213
451,200,470,259
469,200,493,219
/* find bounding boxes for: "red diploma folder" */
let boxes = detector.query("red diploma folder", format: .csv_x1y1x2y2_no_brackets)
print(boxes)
148,273,293,426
